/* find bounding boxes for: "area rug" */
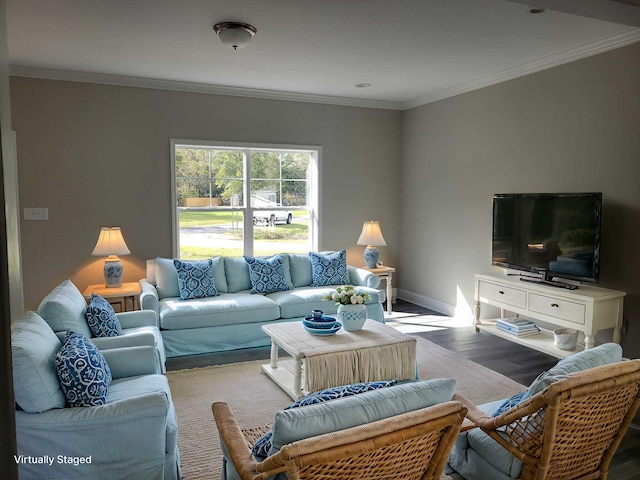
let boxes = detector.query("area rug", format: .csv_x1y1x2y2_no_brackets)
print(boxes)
167,336,526,479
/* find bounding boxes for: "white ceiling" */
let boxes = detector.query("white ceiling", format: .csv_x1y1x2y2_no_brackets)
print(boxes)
6,0,640,110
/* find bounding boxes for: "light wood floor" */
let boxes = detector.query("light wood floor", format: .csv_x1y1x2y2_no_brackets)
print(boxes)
167,299,640,479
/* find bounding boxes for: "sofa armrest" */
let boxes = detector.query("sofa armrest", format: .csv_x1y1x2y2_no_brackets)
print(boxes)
91,331,155,350
15,391,169,476
348,265,381,289
101,346,160,377
139,279,159,313
116,309,158,328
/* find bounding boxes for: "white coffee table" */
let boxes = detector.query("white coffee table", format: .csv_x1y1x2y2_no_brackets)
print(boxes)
261,320,417,400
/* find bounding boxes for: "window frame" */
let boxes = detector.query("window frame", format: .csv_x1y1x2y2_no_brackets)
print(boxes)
170,139,322,257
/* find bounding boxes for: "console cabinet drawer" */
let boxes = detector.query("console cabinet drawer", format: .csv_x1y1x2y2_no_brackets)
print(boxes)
528,293,585,325
478,281,526,309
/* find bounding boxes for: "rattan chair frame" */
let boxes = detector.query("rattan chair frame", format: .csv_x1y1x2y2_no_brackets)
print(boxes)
454,359,640,480
212,400,467,480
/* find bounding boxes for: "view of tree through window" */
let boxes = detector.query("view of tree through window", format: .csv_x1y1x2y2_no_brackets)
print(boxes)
173,142,318,258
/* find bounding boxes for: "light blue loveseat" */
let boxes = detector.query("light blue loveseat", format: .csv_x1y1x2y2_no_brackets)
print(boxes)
139,252,384,358
11,312,180,479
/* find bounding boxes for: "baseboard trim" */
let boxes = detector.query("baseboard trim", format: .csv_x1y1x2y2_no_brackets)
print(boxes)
397,288,456,317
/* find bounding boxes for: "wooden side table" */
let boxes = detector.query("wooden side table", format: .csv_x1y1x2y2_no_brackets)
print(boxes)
82,282,141,312
363,265,396,314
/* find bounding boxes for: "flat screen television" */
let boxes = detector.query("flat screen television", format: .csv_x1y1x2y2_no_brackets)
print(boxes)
492,192,602,287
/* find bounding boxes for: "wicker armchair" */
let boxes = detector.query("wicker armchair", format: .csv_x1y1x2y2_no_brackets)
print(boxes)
452,359,640,480
212,400,467,480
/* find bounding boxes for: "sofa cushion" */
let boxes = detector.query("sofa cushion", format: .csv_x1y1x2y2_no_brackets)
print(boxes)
526,342,622,398
174,258,219,300
244,255,291,294
224,257,253,293
286,253,313,287
155,256,228,299
268,286,380,319
448,399,522,480
86,294,123,337
158,293,280,330
155,257,181,298
252,380,398,458
55,330,112,407
269,378,456,456
37,279,92,337
309,250,349,286
11,312,67,413
490,343,623,417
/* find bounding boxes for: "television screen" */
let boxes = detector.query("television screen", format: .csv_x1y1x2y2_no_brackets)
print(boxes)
492,193,602,284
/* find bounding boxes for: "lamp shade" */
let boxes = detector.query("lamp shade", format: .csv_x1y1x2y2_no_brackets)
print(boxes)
357,221,387,247
91,227,130,257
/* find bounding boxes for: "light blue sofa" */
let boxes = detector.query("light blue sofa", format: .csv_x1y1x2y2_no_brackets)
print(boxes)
37,279,167,373
139,253,384,358
11,312,180,479
446,343,624,479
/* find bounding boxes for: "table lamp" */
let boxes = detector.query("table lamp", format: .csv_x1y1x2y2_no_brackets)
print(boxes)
92,227,131,287
357,220,387,268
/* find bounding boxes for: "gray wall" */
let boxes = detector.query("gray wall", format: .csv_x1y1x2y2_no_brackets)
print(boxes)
10,78,401,309
399,42,640,357
10,42,640,358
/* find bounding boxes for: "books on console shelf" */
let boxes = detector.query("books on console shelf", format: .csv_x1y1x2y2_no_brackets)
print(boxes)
496,317,538,332
495,318,540,336
496,323,541,337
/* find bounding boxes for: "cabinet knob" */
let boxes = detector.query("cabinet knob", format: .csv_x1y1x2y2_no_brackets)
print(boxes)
551,303,559,308
499,290,505,295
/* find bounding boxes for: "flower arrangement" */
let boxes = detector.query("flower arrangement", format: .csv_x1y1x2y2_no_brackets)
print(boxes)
323,285,371,305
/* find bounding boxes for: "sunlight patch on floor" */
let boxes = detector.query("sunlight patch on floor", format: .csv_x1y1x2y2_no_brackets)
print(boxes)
384,311,472,333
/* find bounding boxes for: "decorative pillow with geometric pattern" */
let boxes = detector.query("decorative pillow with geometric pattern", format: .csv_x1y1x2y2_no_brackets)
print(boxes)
251,380,398,458
86,294,122,337
55,330,112,407
173,259,219,300
244,255,290,294
309,250,349,286
491,390,529,417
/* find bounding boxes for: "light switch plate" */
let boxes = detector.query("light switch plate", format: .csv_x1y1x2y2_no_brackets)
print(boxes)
24,207,49,220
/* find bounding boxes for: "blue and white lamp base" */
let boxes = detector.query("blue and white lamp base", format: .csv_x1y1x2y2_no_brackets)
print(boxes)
104,256,123,288
363,246,379,268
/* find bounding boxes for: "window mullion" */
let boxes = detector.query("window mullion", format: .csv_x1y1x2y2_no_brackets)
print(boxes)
243,149,253,256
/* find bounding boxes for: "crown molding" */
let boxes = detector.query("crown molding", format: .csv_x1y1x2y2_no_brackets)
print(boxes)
401,29,640,110
10,28,640,112
8,66,404,111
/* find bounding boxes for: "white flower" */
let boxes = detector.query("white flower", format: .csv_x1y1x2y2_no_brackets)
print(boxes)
323,285,371,305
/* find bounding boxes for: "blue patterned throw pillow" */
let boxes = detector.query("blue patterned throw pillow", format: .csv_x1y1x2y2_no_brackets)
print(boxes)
251,380,397,458
244,255,290,294
55,330,112,407
173,259,218,300
86,294,122,337
309,250,349,286
491,390,529,417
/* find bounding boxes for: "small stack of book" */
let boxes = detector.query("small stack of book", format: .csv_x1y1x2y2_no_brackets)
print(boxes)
495,317,540,337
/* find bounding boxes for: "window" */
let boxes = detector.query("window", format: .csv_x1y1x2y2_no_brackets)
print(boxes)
172,140,320,258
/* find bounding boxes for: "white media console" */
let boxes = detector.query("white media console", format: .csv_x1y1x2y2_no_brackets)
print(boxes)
474,272,626,358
